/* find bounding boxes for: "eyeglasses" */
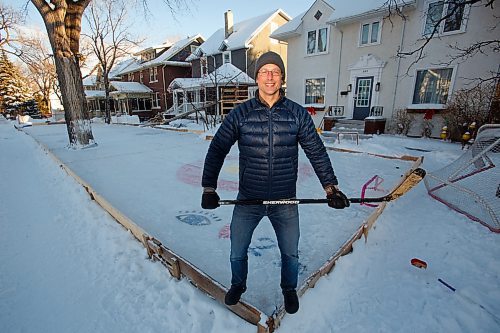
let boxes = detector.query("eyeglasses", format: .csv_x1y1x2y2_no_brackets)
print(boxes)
258,69,281,77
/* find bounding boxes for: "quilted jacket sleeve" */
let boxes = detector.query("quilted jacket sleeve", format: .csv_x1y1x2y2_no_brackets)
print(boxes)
296,107,338,187
201,110,239,189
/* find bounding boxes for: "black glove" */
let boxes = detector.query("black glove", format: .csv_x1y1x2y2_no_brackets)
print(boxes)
201,189,220,209
327,188,350,209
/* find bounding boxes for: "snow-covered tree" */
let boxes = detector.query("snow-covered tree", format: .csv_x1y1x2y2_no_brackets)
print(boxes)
0,50,31,112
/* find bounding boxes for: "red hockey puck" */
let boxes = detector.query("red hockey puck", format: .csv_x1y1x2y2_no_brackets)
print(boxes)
411,258,428,269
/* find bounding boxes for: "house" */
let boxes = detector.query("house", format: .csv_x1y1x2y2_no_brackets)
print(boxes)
173,9,291,116
85,35,204,121
271,0,499,136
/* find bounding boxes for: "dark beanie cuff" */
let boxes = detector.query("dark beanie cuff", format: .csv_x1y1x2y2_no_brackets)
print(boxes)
254,51,285,80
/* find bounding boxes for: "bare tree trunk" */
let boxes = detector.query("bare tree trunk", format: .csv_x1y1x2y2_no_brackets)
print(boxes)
31,0,95,148
54,55,94,145
104,74,111,124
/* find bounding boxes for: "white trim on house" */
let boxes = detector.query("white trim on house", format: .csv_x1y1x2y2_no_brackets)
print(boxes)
407,63,458,109
421,0,471,38
346,54,386,118
303,76,327,107
305,26,330,56
358,18,383,47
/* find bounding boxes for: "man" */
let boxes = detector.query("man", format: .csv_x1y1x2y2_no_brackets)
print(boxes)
201,51,349,314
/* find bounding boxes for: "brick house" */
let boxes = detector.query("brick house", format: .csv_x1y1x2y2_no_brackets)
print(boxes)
85,35,204,121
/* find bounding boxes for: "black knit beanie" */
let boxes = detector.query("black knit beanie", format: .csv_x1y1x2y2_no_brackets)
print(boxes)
254,51,285,80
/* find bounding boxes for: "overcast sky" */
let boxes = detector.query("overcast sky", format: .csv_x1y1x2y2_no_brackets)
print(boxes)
8,0,310,46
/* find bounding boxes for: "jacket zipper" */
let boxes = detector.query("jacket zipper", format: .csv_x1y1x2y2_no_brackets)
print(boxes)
268,107,273,198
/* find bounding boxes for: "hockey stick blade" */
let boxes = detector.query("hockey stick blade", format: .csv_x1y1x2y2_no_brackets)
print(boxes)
219,168,426,205
350,167,426,203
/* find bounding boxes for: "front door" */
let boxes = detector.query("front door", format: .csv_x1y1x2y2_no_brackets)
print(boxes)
353,76,373,120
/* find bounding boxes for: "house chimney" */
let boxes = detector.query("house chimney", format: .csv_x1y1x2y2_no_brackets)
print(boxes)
225,10,234,38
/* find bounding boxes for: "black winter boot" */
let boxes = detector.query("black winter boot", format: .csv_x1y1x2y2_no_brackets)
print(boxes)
283,289,299,314
225,285,247,305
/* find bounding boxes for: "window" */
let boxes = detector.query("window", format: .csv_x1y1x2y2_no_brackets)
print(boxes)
128,73,133,81
412,68,453,105
200,57,208,76
306,27,328,55
423,0,468,36
222,51,231,64
305,78,326,104
314,10,322,21
360,21,381,46
152,92,160,108
149,67,158,82
139,71,143,83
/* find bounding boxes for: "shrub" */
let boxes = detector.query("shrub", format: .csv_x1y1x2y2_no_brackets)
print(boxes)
442,83,495,141
388,108,414,135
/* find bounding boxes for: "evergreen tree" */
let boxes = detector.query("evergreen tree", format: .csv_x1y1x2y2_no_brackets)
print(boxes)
0,49,31,112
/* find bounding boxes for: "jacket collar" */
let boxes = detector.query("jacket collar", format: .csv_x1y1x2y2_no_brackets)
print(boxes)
255,89,285,109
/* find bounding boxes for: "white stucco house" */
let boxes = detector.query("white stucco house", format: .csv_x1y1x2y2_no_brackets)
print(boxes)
271,0,499,136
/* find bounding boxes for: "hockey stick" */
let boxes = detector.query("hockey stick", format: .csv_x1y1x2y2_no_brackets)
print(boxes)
219,167,426,205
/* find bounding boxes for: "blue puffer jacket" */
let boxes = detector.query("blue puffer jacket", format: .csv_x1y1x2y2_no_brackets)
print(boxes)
202,94,338,200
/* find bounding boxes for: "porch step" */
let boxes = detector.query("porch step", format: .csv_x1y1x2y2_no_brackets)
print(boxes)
332,119,365,133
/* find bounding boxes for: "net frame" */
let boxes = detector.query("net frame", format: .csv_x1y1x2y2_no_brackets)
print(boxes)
424,124,500,232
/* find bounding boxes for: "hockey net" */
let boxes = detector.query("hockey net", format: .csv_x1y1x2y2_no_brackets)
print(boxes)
424,124,500,232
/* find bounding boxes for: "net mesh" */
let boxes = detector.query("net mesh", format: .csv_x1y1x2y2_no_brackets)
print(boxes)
424,124,500,232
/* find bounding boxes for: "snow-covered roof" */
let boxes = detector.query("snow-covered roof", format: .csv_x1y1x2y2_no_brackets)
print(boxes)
168,63,254,90
190,9,290,58
109,58,142,78
111,35,202,76
109,81,152,94
133,41,173,56
140,35,204,68
327,0,416,23
84,90,105,98
272,0,416,40
82,75,98,86
270,11,306,39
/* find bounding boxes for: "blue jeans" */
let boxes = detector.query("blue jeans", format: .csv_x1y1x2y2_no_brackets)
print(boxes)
229,203,300,291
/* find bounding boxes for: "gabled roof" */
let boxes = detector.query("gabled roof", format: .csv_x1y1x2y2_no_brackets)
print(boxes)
109,81,152,94
270,11,306,39
271,0,333,39
141,34,205,68
112,35,203,76
189,9,291,58
271,0,416,40
168,63,254,90
133,41,173,56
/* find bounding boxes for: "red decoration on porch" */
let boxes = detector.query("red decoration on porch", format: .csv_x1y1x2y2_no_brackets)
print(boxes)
423,109,435,120
306,107,316,116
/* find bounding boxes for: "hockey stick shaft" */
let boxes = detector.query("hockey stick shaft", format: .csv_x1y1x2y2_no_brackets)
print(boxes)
219,168,426,205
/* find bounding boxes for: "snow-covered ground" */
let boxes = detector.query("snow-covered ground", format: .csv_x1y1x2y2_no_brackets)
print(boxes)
1,116,499,333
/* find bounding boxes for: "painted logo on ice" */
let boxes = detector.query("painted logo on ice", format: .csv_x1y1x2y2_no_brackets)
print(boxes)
176,211,222,226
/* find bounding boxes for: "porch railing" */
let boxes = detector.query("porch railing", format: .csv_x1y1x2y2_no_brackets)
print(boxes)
370,106,384,117
327,105,345,118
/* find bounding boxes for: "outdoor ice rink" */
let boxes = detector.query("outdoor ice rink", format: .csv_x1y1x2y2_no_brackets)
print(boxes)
25,123,415,315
